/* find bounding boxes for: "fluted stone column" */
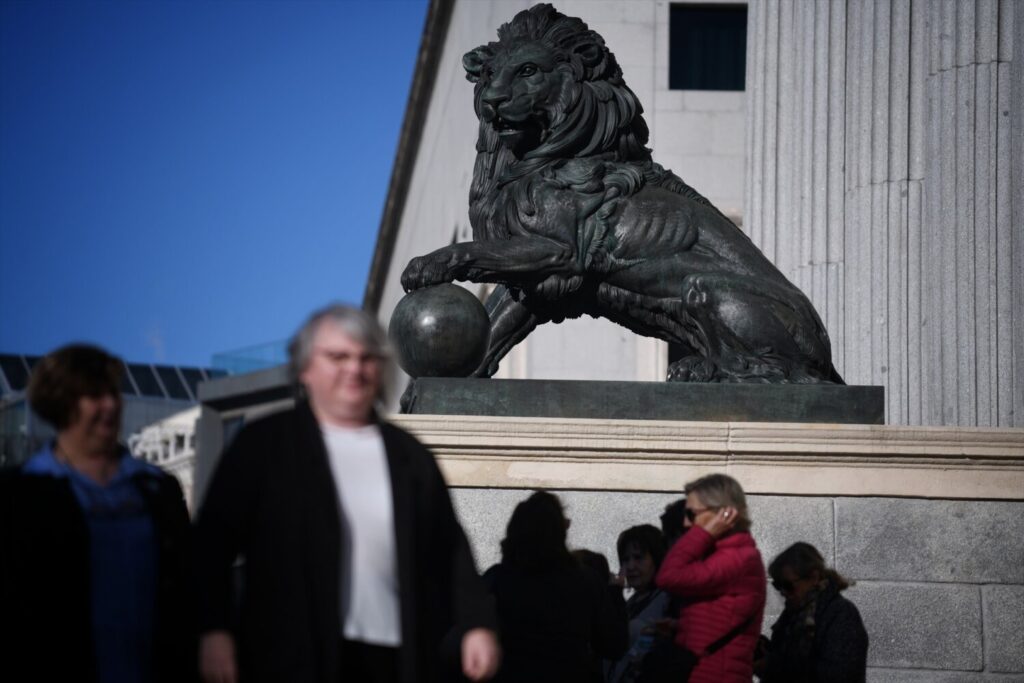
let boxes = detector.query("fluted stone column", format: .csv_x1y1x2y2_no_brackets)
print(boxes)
745,0,1022,427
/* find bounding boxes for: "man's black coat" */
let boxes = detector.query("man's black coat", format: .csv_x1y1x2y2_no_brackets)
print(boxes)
195,400,495,683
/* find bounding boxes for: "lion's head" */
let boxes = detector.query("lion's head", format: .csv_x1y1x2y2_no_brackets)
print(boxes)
463,3,650,163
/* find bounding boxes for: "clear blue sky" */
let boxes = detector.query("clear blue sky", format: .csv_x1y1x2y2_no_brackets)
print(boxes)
0,0,428,368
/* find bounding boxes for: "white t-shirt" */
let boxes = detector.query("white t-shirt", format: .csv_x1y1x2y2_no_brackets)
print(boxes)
322,423,401,646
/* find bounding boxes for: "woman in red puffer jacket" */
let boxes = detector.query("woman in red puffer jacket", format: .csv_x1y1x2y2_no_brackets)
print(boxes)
656,474,766,683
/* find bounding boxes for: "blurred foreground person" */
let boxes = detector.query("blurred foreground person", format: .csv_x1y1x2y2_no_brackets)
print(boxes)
655,474,765,682
0,344,194,683
195,304,499,683
605,525,670,683
755,542,868,683
483,491,627,683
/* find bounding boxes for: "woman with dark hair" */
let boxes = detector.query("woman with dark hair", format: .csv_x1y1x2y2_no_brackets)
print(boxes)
655,473,766,683
0,344,195,683
483,491,628,683
605,524,670,683
755,542,868,683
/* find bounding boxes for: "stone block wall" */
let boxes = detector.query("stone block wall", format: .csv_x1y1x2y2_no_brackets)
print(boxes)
452,488,1024,681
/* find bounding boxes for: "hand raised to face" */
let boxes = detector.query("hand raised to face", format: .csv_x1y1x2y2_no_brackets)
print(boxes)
699,506,739,539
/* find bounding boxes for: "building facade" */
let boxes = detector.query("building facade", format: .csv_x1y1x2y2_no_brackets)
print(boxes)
129,406,200,511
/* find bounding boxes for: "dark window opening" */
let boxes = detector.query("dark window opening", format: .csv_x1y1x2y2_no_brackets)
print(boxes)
669,4,748,91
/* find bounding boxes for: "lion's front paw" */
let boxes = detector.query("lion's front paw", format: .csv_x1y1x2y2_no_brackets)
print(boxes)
401,254,454,292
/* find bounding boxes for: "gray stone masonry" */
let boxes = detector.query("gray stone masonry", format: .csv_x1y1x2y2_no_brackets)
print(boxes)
450,489,1024,677
848,582,982,670
835,498,1024,584
868,670,1024,682
985,585,1024,673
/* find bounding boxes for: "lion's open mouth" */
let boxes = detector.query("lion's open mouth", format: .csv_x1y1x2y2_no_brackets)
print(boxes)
488,114,543,155
491,116,523,135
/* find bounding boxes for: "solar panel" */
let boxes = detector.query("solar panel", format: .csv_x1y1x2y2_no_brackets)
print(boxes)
119,362,138,395
127,364,165,397
179,368,205,398
156,366,191,400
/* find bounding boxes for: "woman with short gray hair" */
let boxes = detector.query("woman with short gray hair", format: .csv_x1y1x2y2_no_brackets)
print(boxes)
196,302,499,683
286,303,390,382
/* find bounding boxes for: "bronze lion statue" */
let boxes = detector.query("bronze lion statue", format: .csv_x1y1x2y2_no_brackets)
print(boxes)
401,3,842,383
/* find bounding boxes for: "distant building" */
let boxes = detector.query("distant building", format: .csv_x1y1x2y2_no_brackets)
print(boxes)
211,340,288,376
129,406,200,511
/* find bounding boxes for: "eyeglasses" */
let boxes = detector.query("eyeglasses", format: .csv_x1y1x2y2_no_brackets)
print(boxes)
684,507,713,522
772,579,794,594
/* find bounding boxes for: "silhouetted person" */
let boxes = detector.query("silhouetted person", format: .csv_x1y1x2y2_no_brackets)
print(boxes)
483,491,627,683
660,499,687,548
572,549,628,683
755,542,868,683
572,548,614,584
656,473,765,682
195,304,499,683
0,344,195,683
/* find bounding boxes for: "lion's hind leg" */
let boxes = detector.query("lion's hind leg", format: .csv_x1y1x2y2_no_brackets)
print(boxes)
678,273,834,383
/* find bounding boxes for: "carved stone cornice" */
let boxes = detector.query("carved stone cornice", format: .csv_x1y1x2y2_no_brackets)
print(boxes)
390,414,1024,500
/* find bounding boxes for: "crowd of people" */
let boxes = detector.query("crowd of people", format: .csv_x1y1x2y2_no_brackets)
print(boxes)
0,303,868,683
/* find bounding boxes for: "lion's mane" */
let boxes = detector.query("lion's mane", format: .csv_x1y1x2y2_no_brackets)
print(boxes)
465,4,713,243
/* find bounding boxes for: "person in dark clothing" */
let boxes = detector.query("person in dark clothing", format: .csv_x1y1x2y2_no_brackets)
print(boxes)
573,548,615,585
195,304,499,683
0,344,195,683
659,499,687,548
606,524,671,683
484,492,628,683
755,542,869,683
572,549,629,683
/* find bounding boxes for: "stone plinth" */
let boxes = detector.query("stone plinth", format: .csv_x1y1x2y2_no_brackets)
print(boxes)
403,377,885,424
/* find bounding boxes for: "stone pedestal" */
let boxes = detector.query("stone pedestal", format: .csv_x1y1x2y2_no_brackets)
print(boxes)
392,412,1024,682
403,377,884,424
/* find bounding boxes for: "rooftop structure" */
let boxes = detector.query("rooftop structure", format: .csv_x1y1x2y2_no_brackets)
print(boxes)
129,406,200,511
